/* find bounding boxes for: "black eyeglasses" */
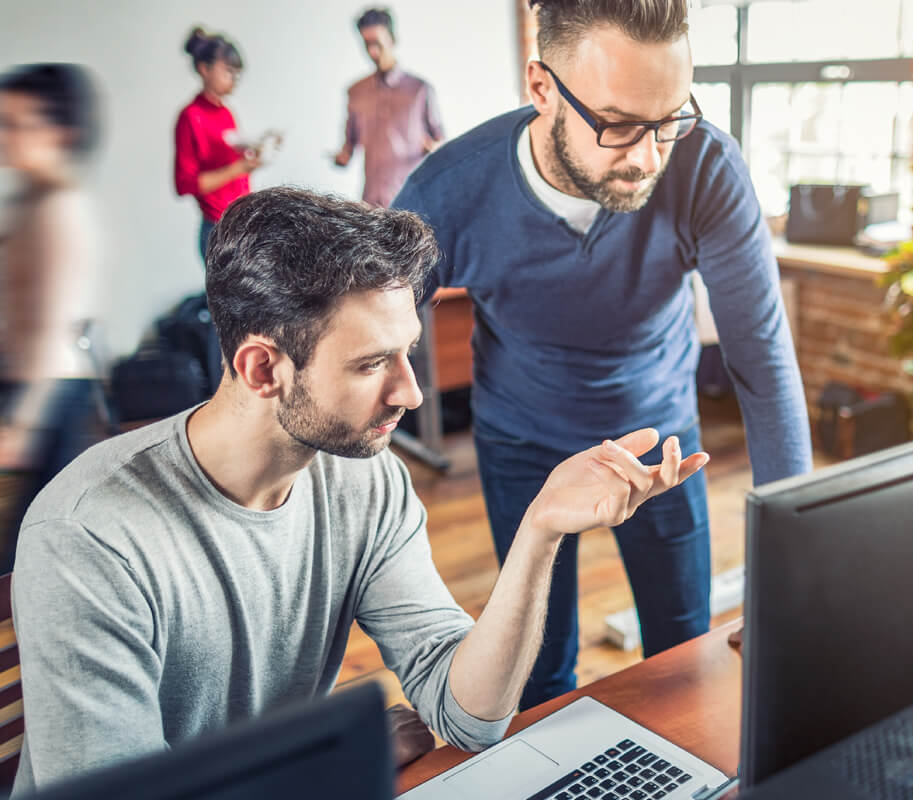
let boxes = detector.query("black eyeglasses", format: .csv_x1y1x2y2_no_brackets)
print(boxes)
538,61,702,149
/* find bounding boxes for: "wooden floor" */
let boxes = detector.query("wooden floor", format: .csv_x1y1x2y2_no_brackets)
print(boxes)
336,393,767,706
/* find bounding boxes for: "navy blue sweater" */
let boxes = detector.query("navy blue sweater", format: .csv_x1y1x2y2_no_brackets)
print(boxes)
395,108,811,485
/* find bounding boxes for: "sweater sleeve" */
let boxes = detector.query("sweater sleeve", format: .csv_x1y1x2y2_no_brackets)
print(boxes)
174,110,200,197
354,456,510,752
692,139,813,485
11,520,165,795
423,84,444,143
343,90,360,154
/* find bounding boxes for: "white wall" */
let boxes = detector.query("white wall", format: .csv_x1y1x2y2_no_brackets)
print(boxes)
0,0,519,356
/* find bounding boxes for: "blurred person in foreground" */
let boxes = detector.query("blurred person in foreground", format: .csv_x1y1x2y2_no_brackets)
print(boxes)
0,63,103,573
11,187,706,793
333,7,444,207
175,27,279,265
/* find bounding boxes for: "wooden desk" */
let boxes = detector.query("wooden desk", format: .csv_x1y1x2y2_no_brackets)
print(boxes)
394,289,474,470
431,288,473,392
398,621,743,795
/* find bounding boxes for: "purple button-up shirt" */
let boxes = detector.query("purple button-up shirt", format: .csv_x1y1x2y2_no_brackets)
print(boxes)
343,67,444,207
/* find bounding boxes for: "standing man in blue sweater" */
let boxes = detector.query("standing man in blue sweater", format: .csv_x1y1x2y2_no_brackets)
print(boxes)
394,0,812,710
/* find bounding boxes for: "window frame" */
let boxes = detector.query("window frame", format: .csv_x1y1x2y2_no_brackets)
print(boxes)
694,6,911,148
692,3,912,215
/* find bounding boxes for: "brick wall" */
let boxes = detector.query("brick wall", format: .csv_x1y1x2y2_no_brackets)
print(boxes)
778,261,913,433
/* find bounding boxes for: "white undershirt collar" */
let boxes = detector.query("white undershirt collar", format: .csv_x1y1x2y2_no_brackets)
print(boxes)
516,122,601,235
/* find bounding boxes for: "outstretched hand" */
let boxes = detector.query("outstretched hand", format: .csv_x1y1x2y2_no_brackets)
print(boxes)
526,429,709,542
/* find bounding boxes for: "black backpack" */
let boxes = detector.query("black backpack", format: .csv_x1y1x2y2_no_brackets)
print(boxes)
156,293,222,394
109,293,221,422
110,347,207,422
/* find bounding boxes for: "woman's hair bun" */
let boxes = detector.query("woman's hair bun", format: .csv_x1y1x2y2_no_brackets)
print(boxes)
183,27,243,70
184,27,209,58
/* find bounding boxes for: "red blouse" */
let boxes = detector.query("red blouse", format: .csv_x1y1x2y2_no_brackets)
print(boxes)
174,93,250,222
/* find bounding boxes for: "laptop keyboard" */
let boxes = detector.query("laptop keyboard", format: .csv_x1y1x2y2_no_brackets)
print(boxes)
526,738,695,800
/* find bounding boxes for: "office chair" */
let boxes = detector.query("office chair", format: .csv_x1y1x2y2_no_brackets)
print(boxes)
75,319,120,436
0,572,22,789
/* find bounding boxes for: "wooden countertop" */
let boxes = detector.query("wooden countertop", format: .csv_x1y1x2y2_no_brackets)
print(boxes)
773,238,890,278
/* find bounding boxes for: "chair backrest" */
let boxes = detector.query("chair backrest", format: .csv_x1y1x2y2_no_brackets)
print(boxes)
0,572,22,788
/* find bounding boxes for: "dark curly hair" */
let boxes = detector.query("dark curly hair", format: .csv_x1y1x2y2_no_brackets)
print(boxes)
356,8,395,40
529,0,689,60
206,187,439,376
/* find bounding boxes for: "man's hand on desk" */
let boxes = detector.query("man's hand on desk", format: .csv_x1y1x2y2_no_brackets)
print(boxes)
524,429,710,542
387,704,436,767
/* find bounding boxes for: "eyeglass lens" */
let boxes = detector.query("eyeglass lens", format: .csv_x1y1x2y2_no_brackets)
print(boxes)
598,115,700,147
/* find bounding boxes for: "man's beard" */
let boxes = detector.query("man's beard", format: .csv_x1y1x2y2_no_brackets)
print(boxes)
276,372,403,459
549,106,668,213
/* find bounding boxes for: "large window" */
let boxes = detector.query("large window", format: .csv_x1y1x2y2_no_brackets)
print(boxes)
689,0,913,219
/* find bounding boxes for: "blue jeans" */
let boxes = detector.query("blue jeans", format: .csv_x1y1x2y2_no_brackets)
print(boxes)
199,217,216,266
1,379,99,573
473,419,711,710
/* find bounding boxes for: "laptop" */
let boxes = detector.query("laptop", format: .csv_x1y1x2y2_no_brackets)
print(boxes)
400,695,729,800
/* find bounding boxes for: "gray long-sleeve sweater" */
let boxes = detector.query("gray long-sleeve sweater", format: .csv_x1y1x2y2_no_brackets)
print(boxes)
11,408,509,795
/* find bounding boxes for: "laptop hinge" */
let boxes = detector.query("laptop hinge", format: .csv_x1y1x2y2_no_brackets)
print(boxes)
693,775,739,800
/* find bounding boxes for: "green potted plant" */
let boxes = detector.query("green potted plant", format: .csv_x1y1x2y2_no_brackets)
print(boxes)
880,242,913,376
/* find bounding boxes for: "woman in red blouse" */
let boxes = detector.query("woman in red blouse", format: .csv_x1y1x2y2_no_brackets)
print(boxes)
174,28,259,265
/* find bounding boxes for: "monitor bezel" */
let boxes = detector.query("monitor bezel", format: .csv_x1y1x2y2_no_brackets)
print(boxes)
740,441,913,787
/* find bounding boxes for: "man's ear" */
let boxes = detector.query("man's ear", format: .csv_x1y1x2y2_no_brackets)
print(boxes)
527,60,555,116
232,337,285,399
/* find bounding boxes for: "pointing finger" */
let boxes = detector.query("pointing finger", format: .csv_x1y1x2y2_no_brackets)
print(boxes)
658,435,681,490
677,451,710,483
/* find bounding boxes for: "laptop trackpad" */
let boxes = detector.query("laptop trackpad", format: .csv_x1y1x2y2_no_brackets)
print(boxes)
443,740,558,798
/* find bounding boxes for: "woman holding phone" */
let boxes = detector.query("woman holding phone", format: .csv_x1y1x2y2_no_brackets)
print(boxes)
174,28,264,265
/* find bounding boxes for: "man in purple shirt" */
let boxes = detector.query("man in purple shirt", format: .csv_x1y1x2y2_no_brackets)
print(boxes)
333,8,444,207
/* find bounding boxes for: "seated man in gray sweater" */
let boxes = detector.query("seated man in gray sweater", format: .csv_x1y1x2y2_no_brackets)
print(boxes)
11,187,708,794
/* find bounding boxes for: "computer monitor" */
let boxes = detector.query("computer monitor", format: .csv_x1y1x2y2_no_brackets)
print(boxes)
737,701,913,800
739,441,913,789
33,682,393,800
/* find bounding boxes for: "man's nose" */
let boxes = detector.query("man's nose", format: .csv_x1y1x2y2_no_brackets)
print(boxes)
387,356,423,411
625,130,662,175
